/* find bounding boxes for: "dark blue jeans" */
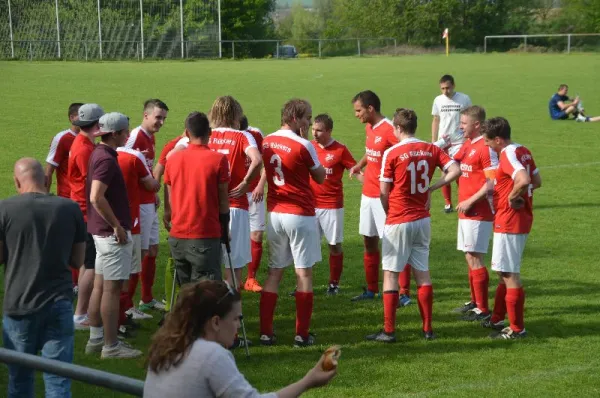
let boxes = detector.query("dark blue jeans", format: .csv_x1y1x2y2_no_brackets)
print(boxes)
2,299,74,398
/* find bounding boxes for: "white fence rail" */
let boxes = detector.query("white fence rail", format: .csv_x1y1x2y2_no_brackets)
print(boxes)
484,33,600,53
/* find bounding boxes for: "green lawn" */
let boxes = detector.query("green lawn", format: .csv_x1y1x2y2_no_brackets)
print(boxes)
1,54,600,397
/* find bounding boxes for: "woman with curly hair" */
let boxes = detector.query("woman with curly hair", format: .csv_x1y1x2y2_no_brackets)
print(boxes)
144,280,337,397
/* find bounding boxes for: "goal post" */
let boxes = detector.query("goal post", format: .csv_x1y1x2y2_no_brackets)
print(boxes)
484,33,600,54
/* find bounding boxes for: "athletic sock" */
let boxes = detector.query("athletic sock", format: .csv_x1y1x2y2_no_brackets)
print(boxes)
90,326,104,340
364,251,380,293
329,253,344,285
442,184,452,206
141,255,156,303
506,287,525,333
295,291,314,338
71,268,79,287
468,268,476,304
491,283,507,323
398,264,411,296
417,285,433,332
118,292,129,327
164,257,175,311
471,267,489,313
259,291,278,336
383,291,399,334
248,240,263,279
128,273,139,302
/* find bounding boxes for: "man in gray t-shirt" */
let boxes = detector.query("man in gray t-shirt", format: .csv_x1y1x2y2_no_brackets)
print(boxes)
0,158,85,398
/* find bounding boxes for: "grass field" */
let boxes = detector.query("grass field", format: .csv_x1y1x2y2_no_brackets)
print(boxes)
1,54,600,397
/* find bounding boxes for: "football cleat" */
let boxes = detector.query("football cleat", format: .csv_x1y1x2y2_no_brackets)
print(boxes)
461,308,491,322
351,288,380,302
453,301,476,313
444,204,454,213
230,337,252,350
397,294,412,308
423,330,436,340
294,333,315,347
326,284,340,296
259,334,276,346
490,327,527,340
481,319,505,331
365,330,396,343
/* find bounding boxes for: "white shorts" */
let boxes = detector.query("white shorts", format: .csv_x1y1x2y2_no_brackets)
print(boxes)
140,203,159,250
222,208,251,269
267,212,321,269
382,218,431,272
93,231,133,281
316,208,344,245
434,139,463,159
491,233,528,273
247,192,265,232
457,219,493,253
130,234,142,274
359,195,385,238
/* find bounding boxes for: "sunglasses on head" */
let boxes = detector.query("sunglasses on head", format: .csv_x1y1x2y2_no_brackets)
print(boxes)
216,281,236,305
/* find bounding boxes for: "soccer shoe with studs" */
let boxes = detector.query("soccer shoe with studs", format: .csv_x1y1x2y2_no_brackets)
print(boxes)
294,333,316,347
423,330,436,341
461,308,491,322
397,294,412,308
453,301,477,313
444,204,454,213
490,327,527,340
230,337,253,350
481,319,505,331
351,288,380,302
365,330,397,343
326,284,340,296
244,278,263,293
259,334,277,346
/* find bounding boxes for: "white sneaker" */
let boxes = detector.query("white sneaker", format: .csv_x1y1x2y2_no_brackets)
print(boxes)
101,341,143,359
125,307,153,320
85,338,104,354
139,299,166,311
74,315,90,331
576,114,587,122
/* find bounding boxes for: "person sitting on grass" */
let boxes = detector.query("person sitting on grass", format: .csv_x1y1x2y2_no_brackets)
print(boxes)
549,84,600,122
144,280,337,398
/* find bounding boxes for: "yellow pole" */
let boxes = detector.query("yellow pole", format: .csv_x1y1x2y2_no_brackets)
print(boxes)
446,34,449,57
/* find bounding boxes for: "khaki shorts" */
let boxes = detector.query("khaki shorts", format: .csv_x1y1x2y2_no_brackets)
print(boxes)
93,232,133,281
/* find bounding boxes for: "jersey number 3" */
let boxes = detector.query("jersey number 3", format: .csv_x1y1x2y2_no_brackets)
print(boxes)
407,160,430,194
270,154,285,186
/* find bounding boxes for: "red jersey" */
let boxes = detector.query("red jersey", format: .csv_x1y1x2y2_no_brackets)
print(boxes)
165,144,230,239
493,144,537,234
46,129,77,198
158,136,183,167
116,148,151,235
124,126,156,205
453,136,499,221
363,119,398,198
208,127,257,210
68,134,95,222
245,127,264,192
263,130,321,216
309,140,356,209
380,138,454,225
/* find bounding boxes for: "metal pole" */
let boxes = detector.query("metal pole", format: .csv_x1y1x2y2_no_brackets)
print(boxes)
318,40,321,58
276,41,279,58
97,0,102,60
523,36,527,52
139,0,144,60
0,348,144,396
567,34,571,54
357,39,361,56
8,0,15,58
484,37,487,53
85,42,88,61
55,0,61,58
29,41,32,61
217,0,222,58
394,38,397,51
231,41,234,59
180,0,184,59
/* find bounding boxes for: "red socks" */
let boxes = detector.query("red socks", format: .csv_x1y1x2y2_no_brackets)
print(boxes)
259,291,278,336
491,283,507,323
118,291,129,327
471,267,489,313
128,273,139,301
363,252,380,293
398,264,411,296
383,291,399,334
329,253,344,285
141,255,156,303
468,268,476,304
442,184,452,205
71,268,79,287
506,287,525,332
417,285,433,332
295,292,314,338
248,240,263,279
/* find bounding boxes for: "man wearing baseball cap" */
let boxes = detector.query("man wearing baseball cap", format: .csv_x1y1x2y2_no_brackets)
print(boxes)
85,112,142,359
69,103,104,332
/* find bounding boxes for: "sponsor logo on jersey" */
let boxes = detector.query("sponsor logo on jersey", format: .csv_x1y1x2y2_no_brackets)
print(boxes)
325,154,335,162
374,136,382,144
469,149,477,157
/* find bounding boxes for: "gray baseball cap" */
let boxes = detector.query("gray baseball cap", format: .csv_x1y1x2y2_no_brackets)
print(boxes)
73,103,105,127
97,112,130,136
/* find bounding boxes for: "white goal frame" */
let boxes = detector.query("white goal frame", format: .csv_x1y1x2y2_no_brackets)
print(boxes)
484,33,600,54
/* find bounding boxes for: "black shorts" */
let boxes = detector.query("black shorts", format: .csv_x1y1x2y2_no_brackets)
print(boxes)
84,232,96,269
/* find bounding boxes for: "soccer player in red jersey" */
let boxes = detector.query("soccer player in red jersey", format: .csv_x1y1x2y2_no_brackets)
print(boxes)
68,103,105,330
207,97,262,294
259,99,326,347
481,117,542,339
45,102,83,288
240,115,267,293
348,91,404,303
117,147,160,324
366,108,460,342
452,106,498,320
125,99,169,312
310,114,357,295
